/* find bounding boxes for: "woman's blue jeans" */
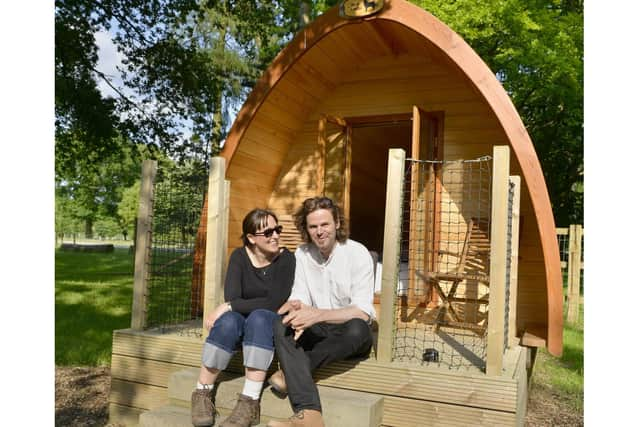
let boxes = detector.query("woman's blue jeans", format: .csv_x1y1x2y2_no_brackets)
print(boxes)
201,309,278,371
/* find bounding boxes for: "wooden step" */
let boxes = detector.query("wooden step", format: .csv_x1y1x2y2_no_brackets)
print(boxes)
139,404,271,427
139,405,195,427
161,368,383,427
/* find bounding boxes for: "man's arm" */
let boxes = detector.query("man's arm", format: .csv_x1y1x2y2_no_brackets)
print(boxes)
280,303,369,331
287,249,312,304
348,244,377,322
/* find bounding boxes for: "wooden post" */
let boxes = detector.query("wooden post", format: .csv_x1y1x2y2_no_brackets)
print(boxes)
507,176,521,348
221,180,230,300
202,157,230,338
131,159,157,330
486,146,510,375
343,124,352,223
377,148,406,363
566,224,583,323
407,107,421,307
567,223,576,295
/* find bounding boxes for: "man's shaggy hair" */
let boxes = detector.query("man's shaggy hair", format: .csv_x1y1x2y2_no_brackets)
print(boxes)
294,196,348,244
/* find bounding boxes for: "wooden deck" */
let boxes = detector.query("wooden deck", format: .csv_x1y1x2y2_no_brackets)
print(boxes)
388,302,489,372
109,325,530,426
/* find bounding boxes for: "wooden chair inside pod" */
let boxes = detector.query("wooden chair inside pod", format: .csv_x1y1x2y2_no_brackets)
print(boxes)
416,218,491,334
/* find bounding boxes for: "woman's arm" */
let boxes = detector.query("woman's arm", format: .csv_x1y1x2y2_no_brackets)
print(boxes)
223,248,244,304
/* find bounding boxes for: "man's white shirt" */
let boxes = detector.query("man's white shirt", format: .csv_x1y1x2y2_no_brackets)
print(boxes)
289,239,376,322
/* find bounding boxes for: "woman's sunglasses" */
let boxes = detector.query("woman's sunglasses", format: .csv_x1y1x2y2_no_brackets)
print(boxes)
253,225,283,238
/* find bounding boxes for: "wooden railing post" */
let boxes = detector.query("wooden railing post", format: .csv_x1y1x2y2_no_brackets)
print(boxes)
377,148,406,363
507,176,521,348
486,146,510,375
566,224,583,323
131,159,157,330
202,157,230,338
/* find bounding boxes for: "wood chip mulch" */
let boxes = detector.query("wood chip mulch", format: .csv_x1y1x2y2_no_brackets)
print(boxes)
55,367,124,427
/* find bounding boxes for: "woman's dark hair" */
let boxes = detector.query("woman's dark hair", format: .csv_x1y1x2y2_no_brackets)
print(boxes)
294,197,348,244
241,208,278,246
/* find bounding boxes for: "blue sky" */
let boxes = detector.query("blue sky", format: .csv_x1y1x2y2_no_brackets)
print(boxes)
95,29,124,99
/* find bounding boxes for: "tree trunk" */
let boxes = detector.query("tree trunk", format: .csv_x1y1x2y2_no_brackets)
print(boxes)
85,218,93,239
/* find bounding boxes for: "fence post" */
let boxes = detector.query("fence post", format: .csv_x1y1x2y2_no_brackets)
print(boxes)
131,159,157,330
566,224,583,323
507,176,521,348
486,146,510,375
377,148,406,363
202,157,230,338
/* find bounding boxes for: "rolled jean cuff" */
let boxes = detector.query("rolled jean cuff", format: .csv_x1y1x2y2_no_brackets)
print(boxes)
242,343,274,371
202,342,233,370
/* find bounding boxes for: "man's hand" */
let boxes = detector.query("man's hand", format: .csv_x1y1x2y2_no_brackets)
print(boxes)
277,299,302,316
278,300,306,340
282,303,322,332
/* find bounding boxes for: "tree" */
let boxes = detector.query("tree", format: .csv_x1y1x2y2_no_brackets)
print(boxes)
117,180,140,240
412,0,583,224
55,191,82,244
94,216,122,239
55,0,122,177
57,0,581,224
55,0,334,172
56,137,149,237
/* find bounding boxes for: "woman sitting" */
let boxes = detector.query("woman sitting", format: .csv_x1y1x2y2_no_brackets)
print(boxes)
191,208,295,427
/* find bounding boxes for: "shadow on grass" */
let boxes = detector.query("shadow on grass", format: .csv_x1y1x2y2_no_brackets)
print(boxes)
55,248,135,366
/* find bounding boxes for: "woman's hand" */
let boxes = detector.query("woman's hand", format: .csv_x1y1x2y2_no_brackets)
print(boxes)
205,302,231,330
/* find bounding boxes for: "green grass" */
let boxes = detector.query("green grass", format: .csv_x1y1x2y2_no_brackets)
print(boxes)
55,248,134,366
531,302,584,412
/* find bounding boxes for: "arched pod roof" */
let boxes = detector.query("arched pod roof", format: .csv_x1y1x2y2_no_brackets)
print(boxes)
220,0,563,356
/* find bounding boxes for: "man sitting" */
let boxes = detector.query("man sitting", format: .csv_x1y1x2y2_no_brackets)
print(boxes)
267,196,376,427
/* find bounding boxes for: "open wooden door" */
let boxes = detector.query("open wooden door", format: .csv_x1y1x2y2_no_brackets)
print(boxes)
318,115,352,221
407,106,444,307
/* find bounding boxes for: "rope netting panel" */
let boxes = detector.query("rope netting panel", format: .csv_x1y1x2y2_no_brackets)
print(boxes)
391,156,492,371
504,180,515,352
145,166,208,337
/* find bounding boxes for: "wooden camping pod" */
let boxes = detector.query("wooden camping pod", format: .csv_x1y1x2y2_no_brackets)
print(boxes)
206,0,562,356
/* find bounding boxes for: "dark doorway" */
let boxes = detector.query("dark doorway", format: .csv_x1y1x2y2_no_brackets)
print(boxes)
348,121,412,254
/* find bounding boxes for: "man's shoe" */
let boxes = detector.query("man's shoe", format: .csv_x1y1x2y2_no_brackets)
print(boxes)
220,394,260,427
191,388,216,426
268,370,287,396
266,409,324,427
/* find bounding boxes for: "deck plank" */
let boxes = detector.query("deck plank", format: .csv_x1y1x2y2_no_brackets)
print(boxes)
112,329,520,412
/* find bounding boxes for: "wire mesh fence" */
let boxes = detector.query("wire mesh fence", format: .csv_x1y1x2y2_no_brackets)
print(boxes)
556,224,584,323
557,231,570,269
145,164,208,337
391,156,493,371
556,226,584,291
